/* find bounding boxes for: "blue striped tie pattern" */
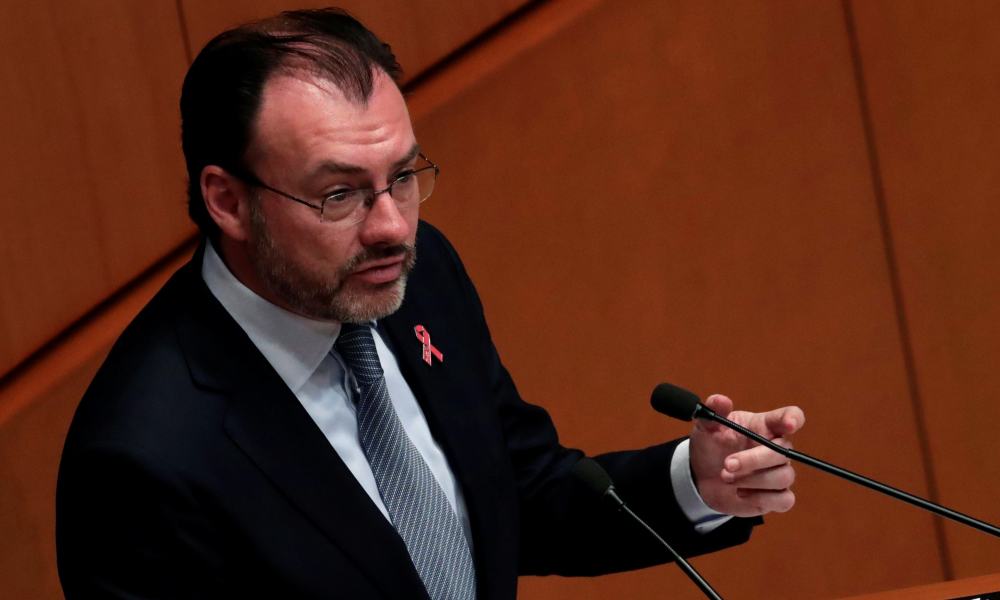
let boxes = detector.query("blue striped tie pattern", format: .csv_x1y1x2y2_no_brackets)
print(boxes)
335,324,476,600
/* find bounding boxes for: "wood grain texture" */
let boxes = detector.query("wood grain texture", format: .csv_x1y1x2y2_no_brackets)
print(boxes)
0,247,193,598
850,0,1000,579
0,353,104,600
6,0,996,597
0,1,192,378
180,0,531,80
409,0,942,597
0,0,534,377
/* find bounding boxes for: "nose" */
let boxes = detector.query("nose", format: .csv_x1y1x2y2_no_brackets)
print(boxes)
357,190,412,247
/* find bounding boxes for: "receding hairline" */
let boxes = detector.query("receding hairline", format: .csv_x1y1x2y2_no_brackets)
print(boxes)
265,61,394,108
246,64,404,142
243,67,416,184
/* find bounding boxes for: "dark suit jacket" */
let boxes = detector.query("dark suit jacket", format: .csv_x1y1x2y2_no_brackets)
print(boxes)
57,221,757,599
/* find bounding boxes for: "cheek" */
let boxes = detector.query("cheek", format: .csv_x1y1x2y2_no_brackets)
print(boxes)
309,228,362,269
266,208,359,269
405,209,420,244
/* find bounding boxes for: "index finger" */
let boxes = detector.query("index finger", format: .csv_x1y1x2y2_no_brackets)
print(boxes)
762,406,805,437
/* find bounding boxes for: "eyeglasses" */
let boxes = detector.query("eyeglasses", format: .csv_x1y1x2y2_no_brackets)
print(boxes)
233,154,439,228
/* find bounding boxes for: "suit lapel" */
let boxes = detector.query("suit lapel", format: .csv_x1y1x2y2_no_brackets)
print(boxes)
172,259,429,599
380,295,508,599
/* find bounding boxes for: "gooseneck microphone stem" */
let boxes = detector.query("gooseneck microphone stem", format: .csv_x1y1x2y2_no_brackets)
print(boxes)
572,458,726,599
603,487,723,600
693,404,1000,539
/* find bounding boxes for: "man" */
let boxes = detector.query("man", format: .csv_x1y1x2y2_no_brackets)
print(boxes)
57,8,803,599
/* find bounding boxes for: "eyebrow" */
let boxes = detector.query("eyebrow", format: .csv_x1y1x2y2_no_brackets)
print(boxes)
306,143,422,182
391,143,422,172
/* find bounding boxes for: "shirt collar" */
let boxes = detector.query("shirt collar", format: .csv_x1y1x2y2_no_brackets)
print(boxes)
201,241,341,393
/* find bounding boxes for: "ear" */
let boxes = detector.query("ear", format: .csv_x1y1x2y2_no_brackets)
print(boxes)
201,165,253,242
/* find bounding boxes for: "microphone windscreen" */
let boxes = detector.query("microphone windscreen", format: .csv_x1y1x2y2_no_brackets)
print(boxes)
650,383,701,421
570,457,613,496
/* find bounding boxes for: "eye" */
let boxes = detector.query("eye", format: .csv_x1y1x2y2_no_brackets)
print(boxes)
393,170,417,184
324,188,356,204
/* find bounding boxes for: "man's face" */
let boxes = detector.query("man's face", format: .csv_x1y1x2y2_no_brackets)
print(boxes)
244,70,419,323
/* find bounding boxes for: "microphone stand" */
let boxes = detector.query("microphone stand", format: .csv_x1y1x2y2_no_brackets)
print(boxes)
602,485,724,600
694,403,1000,539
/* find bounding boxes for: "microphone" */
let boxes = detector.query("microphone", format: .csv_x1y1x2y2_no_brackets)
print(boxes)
650,383,701,421
650,383,1000,539
571,458,724,600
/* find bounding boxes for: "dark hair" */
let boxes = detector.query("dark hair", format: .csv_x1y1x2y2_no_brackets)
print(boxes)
180,8,402,239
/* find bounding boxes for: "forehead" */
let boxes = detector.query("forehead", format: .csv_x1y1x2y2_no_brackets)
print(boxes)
250,70,415,174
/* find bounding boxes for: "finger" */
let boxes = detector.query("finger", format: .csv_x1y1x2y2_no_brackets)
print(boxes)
705,394,733,418
735,488,796,514
696,394,733,434
723,463,796,489
762,405,805,437
721,438,792,481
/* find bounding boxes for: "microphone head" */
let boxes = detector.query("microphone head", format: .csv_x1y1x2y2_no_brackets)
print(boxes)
650,383,701,421
570,457,613,496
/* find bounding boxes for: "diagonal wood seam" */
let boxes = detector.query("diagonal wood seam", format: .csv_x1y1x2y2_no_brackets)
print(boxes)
839,0,953,581
0,239,197,426
174,0,194,65
0,0,603,422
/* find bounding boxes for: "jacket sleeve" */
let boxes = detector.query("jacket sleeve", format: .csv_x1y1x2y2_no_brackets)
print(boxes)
56,443,227,599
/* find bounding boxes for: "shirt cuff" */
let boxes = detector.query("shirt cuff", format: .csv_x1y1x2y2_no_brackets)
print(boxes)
670,439,734,534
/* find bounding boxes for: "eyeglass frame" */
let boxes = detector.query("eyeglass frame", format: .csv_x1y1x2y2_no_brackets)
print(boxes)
228,153,440,225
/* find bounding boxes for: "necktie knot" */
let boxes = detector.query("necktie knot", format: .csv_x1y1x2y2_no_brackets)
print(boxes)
335,323,384,384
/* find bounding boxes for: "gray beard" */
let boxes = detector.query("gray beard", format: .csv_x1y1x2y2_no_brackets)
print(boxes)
248,202,416,323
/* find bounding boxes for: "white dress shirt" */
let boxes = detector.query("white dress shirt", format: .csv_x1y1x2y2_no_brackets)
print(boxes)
200,242,729,541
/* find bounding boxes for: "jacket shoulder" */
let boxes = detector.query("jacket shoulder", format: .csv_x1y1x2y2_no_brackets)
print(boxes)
65,259,226,457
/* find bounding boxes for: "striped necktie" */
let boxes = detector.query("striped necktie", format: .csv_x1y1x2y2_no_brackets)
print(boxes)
335,323,476,600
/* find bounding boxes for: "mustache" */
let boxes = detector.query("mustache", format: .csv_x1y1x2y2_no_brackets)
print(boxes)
341,243,416,273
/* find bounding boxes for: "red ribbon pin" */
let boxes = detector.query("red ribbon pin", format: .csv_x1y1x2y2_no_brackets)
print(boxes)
414,325,443,366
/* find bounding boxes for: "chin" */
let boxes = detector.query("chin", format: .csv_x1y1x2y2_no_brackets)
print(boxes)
333,276,408,324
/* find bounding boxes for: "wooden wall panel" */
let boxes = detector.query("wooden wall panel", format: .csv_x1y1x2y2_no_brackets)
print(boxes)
0,1,191,377
0,0,539,377
7,0,995,597
181,0,531,80
0,248,192,599
410,1,941,597
850,0,1000,579
0,354,104,600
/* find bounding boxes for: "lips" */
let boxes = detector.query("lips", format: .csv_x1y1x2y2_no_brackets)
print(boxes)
350,256,405,285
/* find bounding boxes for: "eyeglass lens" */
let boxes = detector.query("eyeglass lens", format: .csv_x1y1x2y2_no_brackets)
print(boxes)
320,167,436,224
